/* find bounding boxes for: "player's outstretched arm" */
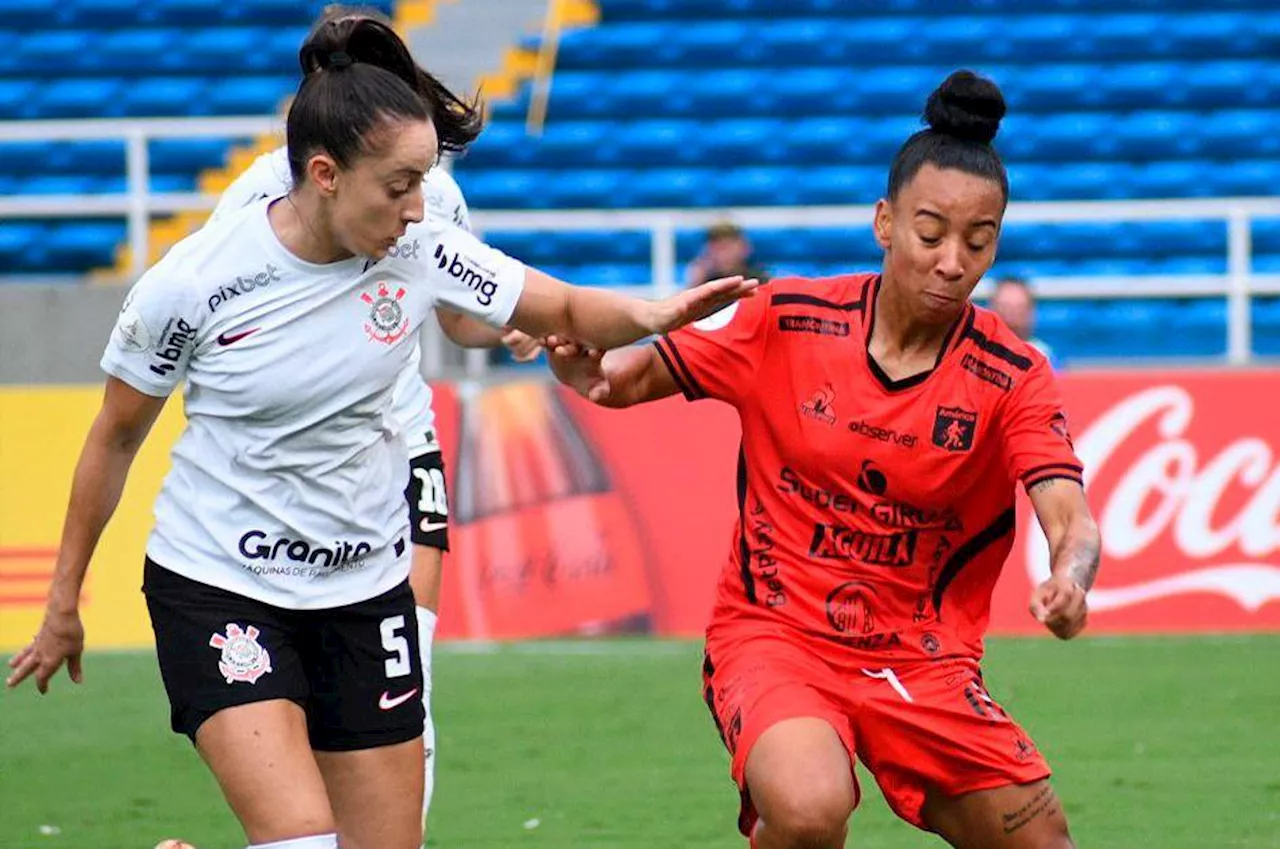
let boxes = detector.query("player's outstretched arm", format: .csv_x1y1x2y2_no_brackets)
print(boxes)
5,377,165,693
436,309,542,361
1027,478,1101,640
545,336,680,409
509,269,758,351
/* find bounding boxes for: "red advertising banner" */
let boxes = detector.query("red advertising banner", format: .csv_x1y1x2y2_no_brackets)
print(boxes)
431,370,1280,640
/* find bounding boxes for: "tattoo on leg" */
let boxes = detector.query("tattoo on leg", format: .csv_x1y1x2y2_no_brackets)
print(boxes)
1000,785,1059,835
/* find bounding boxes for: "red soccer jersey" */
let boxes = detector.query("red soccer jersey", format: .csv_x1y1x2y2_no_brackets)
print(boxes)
656,274,1083,660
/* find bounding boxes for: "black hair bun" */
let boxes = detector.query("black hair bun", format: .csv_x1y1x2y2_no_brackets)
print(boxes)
924,70,1006,145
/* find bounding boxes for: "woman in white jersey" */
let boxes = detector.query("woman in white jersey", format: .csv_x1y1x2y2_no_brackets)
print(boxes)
6,21,756,849
207,9,539,832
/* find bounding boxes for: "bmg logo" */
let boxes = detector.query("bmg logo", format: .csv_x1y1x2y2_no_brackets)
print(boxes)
434,244,499,306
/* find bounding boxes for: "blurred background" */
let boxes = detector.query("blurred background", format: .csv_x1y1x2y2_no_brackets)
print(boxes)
0,1,1277,847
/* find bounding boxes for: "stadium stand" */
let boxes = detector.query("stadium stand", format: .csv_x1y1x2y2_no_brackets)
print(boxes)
0,0,1276,358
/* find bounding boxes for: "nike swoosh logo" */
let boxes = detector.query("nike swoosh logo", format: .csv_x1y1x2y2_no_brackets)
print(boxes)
418,521,448,533
379,688,420,710
216,327,260,346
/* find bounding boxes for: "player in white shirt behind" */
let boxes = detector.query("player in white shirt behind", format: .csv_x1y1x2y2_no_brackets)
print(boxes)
206,8,541,834
5,18,758,849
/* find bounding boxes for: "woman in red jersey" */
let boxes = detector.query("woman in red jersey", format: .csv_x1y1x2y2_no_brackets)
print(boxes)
546,70,1099,849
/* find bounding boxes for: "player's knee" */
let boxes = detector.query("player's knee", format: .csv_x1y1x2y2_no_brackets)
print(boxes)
760,784,852,848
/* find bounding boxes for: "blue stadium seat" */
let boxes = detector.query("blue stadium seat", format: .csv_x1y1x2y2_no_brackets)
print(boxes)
612,120,703,167
150,138,245,175
119,77,209,116
0,222,48,272
1200,111,1280,159
1252,297,1280,356
99,30,183,75
0,0,60,29
202,76,291,114
65,0,151,27
37,78,126,118
16,31,93,74
45,221,129,271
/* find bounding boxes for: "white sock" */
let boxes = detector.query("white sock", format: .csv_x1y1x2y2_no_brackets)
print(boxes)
247,834,338,849
416,606,438,827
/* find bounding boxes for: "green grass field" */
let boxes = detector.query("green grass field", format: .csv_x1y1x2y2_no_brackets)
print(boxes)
1,635,1277,849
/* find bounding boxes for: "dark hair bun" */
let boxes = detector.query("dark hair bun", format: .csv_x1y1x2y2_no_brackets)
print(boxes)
924,70,1006,145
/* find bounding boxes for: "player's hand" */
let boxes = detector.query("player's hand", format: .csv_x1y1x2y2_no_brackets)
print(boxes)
1029,574,1088,640
644,275,758,335
501,328,543,362
6,604,85,693
545,335,610,404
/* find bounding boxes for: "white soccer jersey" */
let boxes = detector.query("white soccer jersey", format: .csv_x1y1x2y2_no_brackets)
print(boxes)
103,198,524,609
209,147,473,453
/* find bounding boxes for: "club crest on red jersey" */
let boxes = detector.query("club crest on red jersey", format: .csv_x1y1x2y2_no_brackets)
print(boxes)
932,406,977,452
208,623,273,684
361,281,410,344
800,383,837,425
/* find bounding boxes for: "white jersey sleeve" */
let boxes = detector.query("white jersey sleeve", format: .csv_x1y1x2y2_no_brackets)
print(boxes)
101,250,205,398
412,221,525,328
208,148,291,223
424,166,471,232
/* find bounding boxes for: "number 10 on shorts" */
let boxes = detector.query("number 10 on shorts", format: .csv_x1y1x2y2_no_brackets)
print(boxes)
381,615,412,678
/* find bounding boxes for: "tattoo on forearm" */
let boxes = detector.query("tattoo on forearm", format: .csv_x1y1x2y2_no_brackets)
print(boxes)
1055,529,1101,591
1001,785,1060,835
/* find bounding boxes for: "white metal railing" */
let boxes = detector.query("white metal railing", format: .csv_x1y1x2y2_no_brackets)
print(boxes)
1,119,1279,363
0,117,281,278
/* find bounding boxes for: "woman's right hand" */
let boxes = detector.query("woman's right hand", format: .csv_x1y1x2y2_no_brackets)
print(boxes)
545,336,611,403
6,603,85,694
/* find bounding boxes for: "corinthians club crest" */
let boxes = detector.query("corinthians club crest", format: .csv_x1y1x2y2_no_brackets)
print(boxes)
361,281,410,344
209,623,273,684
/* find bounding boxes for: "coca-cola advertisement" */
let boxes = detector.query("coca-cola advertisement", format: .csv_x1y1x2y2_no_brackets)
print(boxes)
431,370,1280,639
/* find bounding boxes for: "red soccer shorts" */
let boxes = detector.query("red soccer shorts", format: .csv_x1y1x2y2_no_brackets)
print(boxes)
701,626,1051,834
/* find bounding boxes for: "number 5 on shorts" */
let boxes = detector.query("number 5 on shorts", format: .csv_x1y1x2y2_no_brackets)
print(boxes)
381,615,412,678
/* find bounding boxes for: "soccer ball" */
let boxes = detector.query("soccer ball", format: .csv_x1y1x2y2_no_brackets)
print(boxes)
153,841,198,849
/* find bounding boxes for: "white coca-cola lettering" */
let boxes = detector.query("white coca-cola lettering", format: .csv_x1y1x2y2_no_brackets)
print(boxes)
1026,385,1280,612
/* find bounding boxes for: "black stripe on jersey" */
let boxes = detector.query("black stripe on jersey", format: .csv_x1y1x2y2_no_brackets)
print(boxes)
962,326,1034,371
932,506,1017,615
659,334,708,400
1024,472,1085,490
770,293,866,311
655,338,706,399
1022,462,1085,482
736,445,758,605
653,339,698,400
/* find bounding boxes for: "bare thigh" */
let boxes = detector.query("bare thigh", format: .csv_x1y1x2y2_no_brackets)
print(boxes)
923,779,1075,849
195,700,335,844
315,736,425,849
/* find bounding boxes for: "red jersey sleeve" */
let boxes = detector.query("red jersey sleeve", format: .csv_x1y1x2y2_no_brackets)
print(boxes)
1000,359,1084,490
653,289,771,406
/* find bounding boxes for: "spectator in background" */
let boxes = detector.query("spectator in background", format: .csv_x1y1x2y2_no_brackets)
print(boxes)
990,276,1061,368
686,220,770,289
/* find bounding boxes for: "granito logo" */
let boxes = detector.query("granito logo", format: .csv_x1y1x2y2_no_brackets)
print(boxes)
386,238,421,260
238,530,373,568
434,243,498,306
208,263,281,313
777,467,858,515
148,317,196,376
778,315,850,337
847,419,919,448
808,523,918,566
961,353,1013,392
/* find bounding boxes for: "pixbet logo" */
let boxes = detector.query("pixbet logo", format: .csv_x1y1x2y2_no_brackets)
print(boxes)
208,263,281,312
